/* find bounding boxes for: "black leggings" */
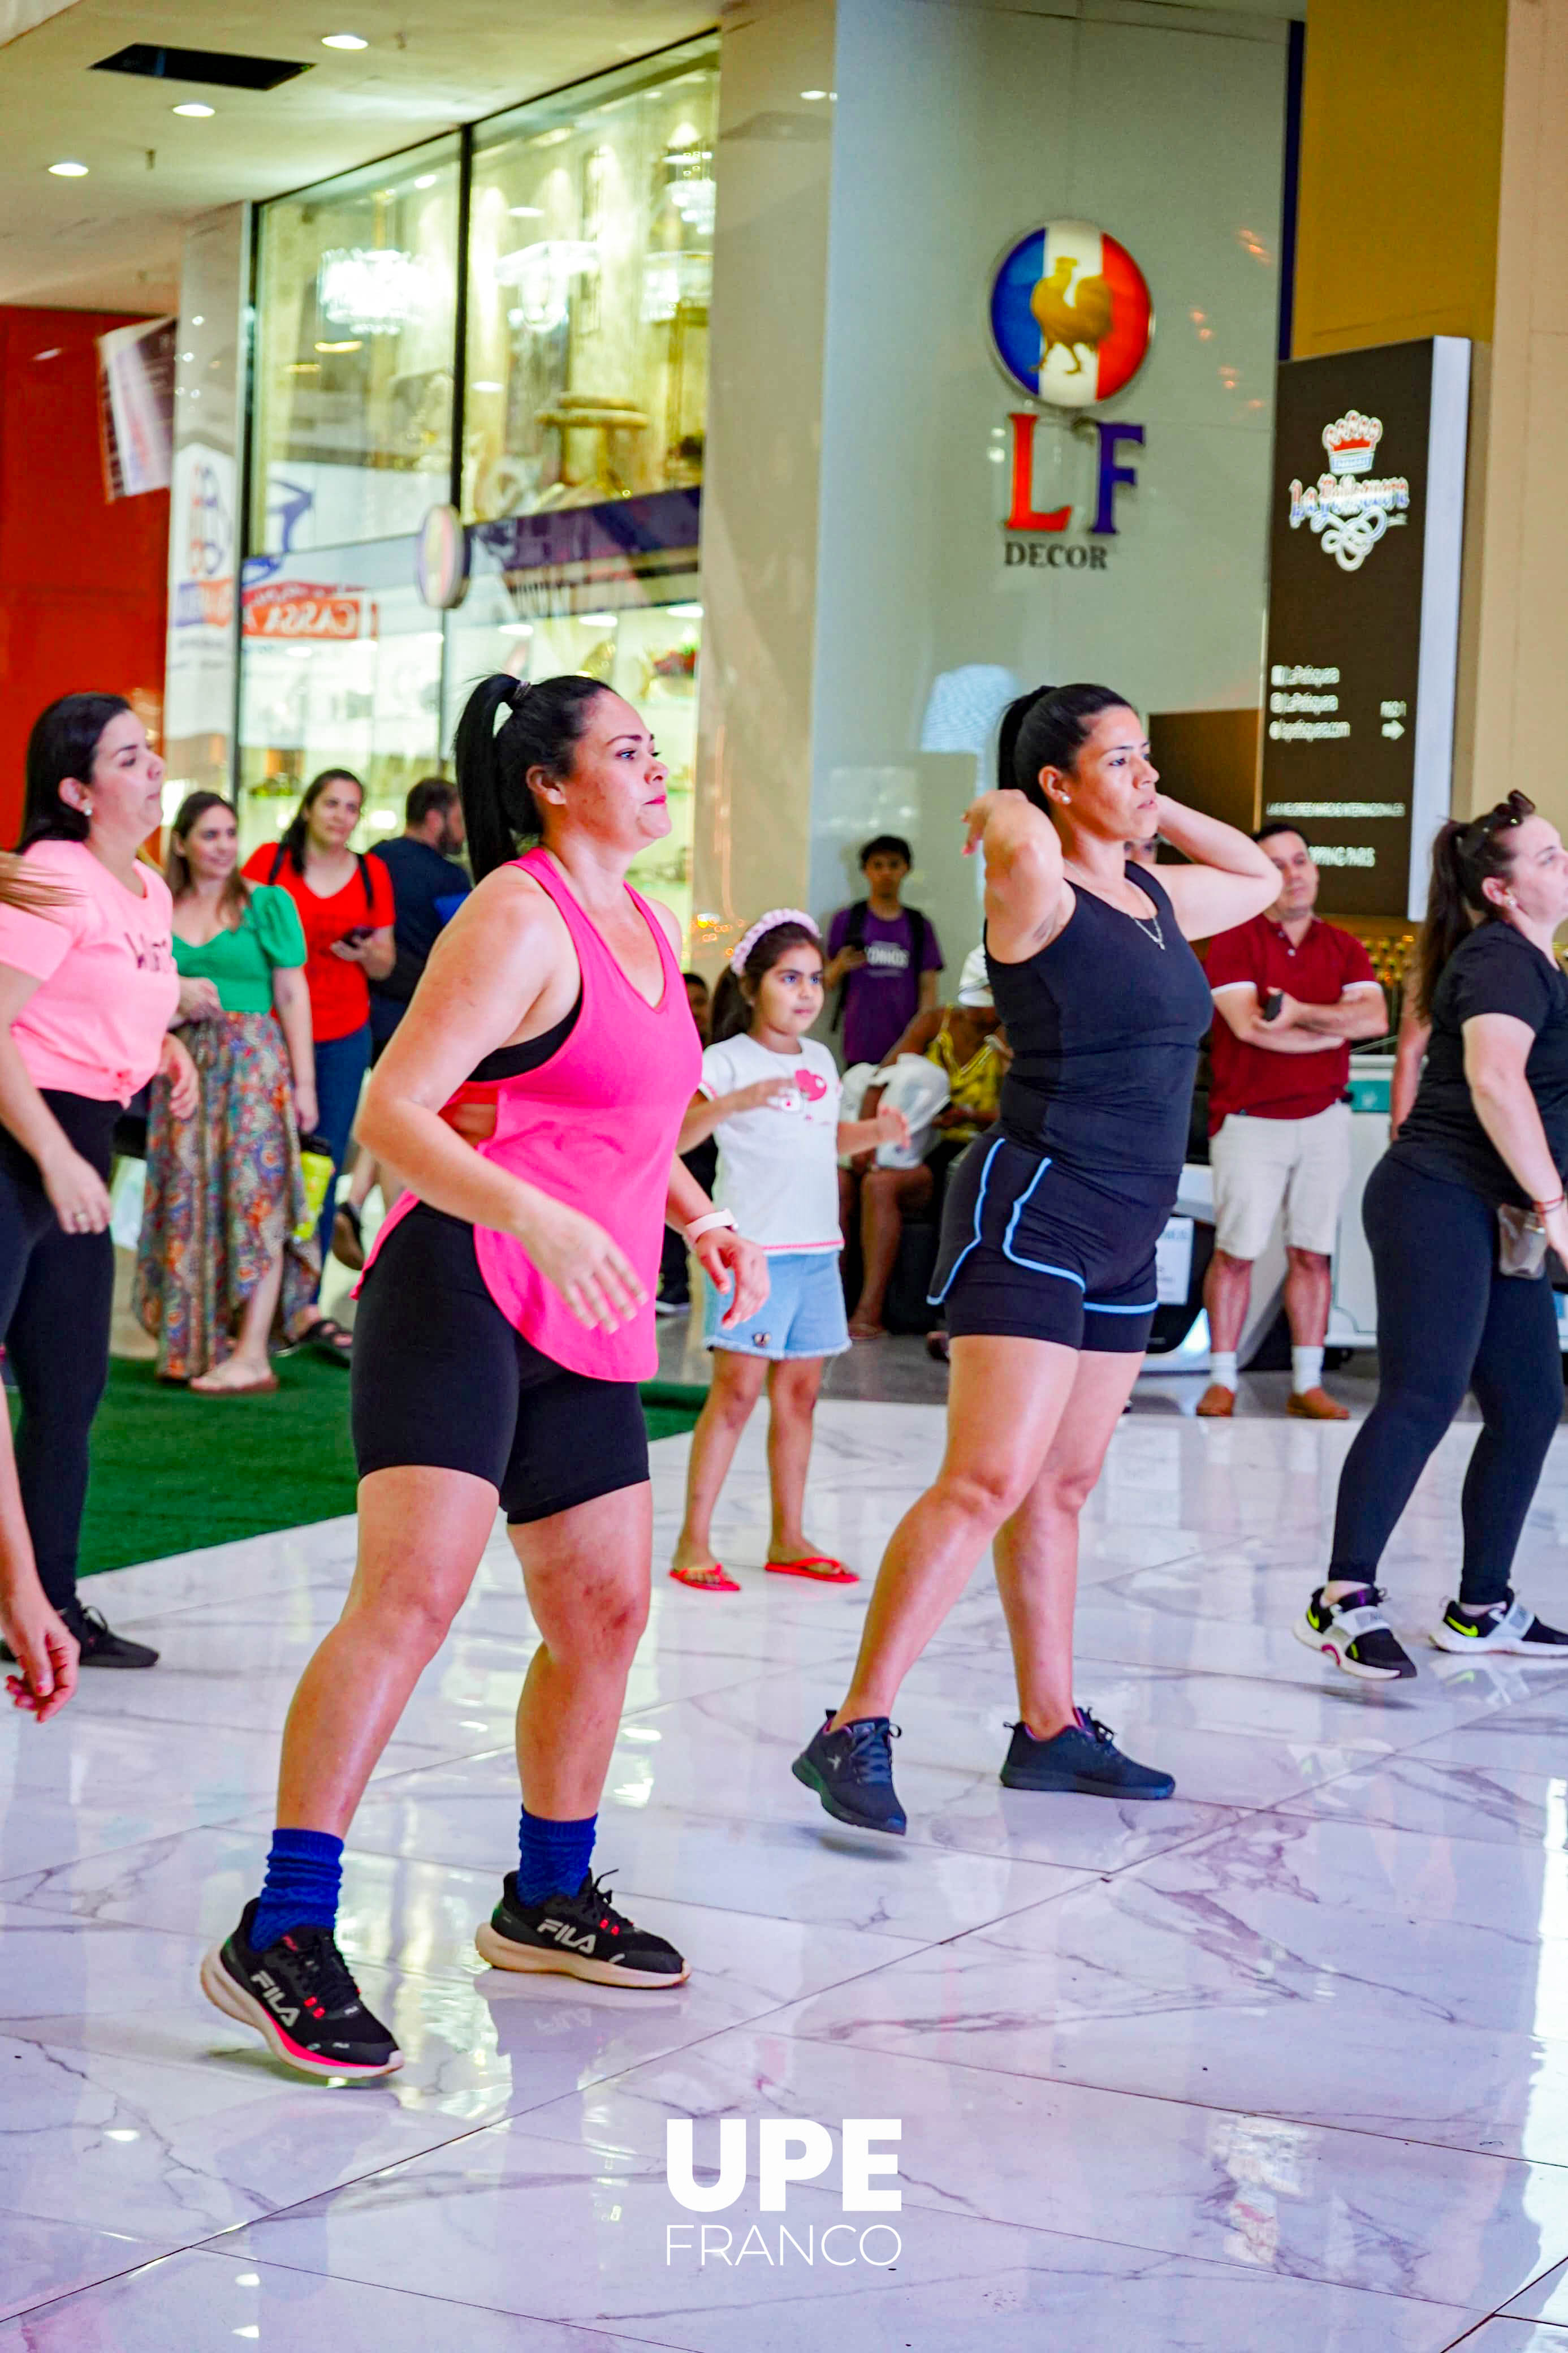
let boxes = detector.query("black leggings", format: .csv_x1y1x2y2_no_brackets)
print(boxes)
1329,1156,1563,1607
0,1092,117,1611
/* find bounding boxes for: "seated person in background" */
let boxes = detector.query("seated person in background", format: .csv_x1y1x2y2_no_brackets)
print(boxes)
845,946,1007,1339
824,834,944,1074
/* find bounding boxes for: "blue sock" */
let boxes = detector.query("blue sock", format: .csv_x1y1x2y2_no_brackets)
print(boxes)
251,1828,344,1952
517,1807,597,1904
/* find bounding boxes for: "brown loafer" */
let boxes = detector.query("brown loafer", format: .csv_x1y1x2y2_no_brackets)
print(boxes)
1287,1386,1349,1421
1195,1382,1235,1417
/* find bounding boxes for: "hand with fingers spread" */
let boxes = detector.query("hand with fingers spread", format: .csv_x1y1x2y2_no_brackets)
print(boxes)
696,1226,770,1328
519,1192,649,1333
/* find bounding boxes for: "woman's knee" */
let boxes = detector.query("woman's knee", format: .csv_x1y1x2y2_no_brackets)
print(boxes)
937,1456,1036,1531
344,1572,464,1662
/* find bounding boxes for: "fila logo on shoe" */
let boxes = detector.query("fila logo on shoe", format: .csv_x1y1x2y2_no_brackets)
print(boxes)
540,1919,598,1954
252,1970,301,2027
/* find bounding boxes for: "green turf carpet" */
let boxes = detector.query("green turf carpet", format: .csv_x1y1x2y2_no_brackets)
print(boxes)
16,1356,705,1579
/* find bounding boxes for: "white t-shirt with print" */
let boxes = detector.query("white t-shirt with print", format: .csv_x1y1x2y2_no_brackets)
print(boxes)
699,1033,843,1252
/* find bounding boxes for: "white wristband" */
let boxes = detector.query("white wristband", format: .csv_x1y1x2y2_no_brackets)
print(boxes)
685,1209,737,1247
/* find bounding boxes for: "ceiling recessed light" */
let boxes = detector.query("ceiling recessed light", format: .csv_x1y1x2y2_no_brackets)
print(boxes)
172,101,214,117
48,160,88,176
508,205,542,218
412,173,437,189
321,31,368,49
800,89,827,100
315,338,362,352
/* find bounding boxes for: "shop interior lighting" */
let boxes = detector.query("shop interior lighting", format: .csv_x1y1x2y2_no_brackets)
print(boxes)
314,338,362,352
48,160,89,176
494,238,598,333
172,101,214,115
578,612,616,627
533,128,571,148
470,380,503,393
413,173,438,189
667,602,702,618
508,205,543,218
318,245,428,335
800,89,827,99
321,32,368,49
499,621,533,635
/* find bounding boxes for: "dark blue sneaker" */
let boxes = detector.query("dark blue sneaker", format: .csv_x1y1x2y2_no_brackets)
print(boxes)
792,1712,906,1835
1000,1710,1175,1801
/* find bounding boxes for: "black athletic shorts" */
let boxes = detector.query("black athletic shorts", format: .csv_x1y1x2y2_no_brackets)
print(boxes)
929,1132,1173,1355
351,1203,650,1523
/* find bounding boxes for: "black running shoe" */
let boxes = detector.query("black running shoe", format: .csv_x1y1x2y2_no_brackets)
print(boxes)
1431,1590,1568,1660
476,1870,689,1986
1000,1710,1175,1800
1295,1583,1415,1681
792,1711,907,1836
67,1601,159,1669
200,1899,401,2079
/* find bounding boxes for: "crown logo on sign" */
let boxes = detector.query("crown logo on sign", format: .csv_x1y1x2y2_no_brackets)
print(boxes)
1321,410,1384,476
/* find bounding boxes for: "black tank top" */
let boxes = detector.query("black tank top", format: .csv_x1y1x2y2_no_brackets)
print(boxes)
990,863,1212,1179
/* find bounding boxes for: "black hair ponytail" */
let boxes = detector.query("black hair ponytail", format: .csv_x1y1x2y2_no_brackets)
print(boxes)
451,671,607,882
997,682,1137,811
1416,791,1535,1017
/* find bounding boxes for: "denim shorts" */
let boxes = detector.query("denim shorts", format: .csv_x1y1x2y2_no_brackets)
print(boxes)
703,1248,850,1361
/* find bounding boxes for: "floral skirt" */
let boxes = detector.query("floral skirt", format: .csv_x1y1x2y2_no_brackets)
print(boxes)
135,1012,319,1379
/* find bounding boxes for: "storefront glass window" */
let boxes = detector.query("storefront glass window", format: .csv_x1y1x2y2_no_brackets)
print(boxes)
463,40,716,523
252,136,461,556
236,540,444,859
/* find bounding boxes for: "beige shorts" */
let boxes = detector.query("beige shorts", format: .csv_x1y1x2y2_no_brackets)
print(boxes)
1210,1099,1352,1261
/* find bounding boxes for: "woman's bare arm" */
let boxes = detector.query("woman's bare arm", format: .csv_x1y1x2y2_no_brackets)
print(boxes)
1147,799,1278,941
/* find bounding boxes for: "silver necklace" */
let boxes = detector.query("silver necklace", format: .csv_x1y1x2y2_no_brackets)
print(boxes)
1131,906,1166,951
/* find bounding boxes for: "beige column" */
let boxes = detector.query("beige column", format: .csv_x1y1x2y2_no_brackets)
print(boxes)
689,0,837,973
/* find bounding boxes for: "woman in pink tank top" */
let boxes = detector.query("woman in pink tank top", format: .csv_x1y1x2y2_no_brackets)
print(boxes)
203,673,768,2079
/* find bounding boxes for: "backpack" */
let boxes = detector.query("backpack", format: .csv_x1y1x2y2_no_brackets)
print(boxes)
832,899,928,1031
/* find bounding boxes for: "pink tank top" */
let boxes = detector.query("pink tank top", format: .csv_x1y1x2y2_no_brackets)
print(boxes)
366,847,701,1381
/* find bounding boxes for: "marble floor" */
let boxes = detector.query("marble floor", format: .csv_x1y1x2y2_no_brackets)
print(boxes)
8,1400,1568,2347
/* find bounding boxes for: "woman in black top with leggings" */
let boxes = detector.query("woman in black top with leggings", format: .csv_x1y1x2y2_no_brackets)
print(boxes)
793,684,1278,1831
1302,794,1568,1680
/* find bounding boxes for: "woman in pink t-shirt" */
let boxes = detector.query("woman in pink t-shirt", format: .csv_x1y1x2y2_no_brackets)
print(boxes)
0,695,195,1687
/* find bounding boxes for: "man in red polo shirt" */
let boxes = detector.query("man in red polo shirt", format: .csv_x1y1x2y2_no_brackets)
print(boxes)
1198,824,1387,1419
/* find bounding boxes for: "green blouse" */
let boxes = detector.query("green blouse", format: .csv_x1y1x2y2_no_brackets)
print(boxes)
171,883,307,1014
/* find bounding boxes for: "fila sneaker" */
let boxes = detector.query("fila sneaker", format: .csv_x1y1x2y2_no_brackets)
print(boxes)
1295,1584,1415,1682
475,1870,689,1986
200,1901,401,2079
1431,1591,1568,1660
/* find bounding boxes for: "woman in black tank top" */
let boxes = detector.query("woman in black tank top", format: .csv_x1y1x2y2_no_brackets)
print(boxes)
793,685,1278,1831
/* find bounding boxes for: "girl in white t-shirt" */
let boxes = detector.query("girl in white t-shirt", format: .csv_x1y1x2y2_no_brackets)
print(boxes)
669,911,908,1592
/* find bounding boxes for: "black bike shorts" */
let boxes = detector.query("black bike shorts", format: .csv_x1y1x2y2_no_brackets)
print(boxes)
351,1204,649,1523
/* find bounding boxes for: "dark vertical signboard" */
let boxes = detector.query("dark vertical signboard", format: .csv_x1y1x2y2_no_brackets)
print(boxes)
1259,338,1468,917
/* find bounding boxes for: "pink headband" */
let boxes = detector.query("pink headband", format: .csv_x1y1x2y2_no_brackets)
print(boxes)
729,908,820,972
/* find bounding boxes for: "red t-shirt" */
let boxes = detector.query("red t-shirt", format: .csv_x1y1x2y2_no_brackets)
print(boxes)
241,844,395,1042
1206,912,1379,1131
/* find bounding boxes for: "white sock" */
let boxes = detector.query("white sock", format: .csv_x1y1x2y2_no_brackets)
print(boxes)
1293,1344,1324,1393
1208,1350,1238,1390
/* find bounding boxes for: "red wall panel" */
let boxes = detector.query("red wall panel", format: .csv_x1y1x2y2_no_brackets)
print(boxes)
0,305,170,844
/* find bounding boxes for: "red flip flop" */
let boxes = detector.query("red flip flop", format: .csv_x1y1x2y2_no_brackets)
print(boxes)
766,1555,859,1584
669,1563,740,1592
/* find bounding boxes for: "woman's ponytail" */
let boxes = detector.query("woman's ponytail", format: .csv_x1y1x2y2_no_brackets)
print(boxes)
451,671,607,882
1415,791,1535,1018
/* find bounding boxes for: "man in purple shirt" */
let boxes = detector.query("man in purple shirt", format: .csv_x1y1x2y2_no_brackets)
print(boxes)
825,835,944,1071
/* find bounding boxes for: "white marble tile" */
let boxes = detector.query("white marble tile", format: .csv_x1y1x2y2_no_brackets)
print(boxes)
1504,2254,1568,2322
0,2247,633,2351
228,2124,1483,2352
344,1774,1089,1940
1281,1753,1568,1848
519,2026,1568,2310
0,2208,159,2325
1462,2331,1568,2351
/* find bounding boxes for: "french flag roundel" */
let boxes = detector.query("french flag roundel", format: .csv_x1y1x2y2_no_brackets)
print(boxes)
989,221,1154,411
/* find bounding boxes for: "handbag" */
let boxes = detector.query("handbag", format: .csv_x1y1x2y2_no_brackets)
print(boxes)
1497,1202,1549,1279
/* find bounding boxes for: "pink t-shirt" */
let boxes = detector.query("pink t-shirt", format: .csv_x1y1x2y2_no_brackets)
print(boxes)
0,840,179,1102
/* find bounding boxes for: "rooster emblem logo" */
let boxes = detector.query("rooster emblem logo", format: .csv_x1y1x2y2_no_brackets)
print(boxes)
990,221,1154,411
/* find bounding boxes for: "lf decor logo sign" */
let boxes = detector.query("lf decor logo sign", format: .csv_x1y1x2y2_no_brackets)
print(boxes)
1288,410,1410,572
665,2118,902,2270
989,220,1154,408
